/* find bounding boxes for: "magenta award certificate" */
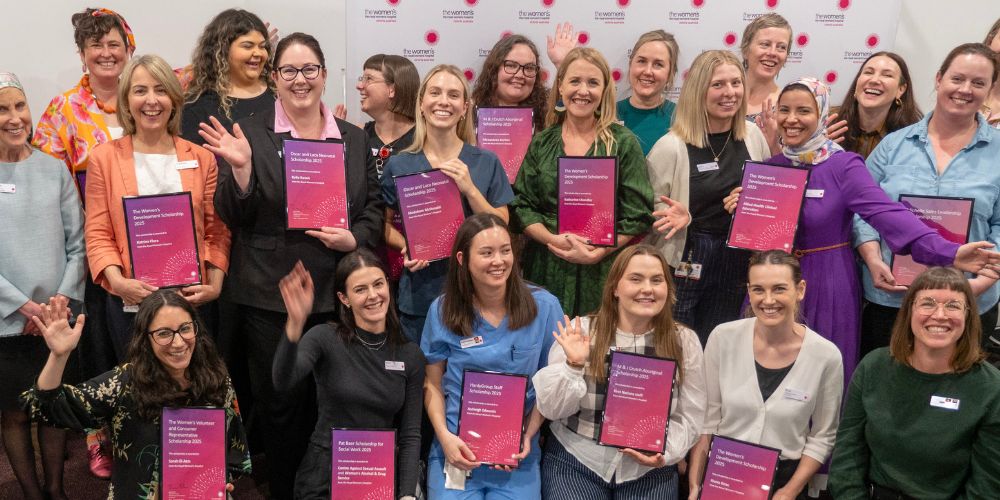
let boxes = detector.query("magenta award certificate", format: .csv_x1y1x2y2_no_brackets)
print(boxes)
456,370,528,466
727,161,810,252
891,194,974,286
331,428,395,500
283,138,349,230
700,435,780,500
557,156,618,246
123,192,201,288
476,107,534,183
160,407,226,499
394,169,465,262
598,351,676,453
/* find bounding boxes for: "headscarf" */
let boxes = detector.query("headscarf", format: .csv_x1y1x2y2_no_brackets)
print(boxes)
91,8,137,51
0,72,23,92
779,77,843,165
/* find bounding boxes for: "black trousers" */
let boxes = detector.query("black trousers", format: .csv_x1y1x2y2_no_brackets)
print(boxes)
673,231,751,346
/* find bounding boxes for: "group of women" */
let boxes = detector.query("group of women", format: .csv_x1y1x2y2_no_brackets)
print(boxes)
3,4,1000,500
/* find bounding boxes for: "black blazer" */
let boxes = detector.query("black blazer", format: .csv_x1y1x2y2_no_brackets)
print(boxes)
214,106,384,313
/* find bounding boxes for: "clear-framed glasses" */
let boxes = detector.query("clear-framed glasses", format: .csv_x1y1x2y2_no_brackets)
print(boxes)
277,64,324,81
357,74,386,87
148,321,198,346
915,298,967,316
501,60,539,78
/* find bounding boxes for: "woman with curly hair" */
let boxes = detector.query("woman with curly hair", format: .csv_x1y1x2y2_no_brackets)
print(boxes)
471,34,548,132
181,8,274,143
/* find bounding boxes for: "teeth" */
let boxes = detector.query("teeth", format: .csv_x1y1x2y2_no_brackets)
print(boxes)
864,88,883,96
3,127,25,134
141,110,162,117
760,60,777,68
433,110,452,117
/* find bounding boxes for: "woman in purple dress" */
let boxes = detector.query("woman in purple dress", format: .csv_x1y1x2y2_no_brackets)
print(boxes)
726,77,1000,380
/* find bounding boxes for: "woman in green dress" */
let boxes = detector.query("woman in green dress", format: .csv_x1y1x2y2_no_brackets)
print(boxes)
511,47,654,317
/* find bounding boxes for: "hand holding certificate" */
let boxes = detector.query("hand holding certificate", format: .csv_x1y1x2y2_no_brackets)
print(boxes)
160,407,227,499
598,351,676,454
283,139,350,231
891,195,974,286
331,428,396,500
123,193,201,289
476,107,534,183
699,436,780,500
394,170,465,262
557,157,618,247
727,162,810,252
456,370,528,467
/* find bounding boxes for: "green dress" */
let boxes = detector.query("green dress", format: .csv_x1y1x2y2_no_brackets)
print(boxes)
511,123,654,316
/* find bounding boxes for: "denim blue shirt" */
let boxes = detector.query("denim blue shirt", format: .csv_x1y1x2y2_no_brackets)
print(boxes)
853,113,1000,311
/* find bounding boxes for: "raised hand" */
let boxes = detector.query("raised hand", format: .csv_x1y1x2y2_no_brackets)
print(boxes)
279,261,314,343
334,104,348,121
825,112,848,144
199,116,252,171
33,296,85,357
552,315,590,366
546,22,578,68
652,195,691,240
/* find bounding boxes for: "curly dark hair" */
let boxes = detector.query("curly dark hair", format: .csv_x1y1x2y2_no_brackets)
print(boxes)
471,34,548,131
332,248,407,352
185,9,274,120
837,52,922,155
125,290,229,420
70,8,130,51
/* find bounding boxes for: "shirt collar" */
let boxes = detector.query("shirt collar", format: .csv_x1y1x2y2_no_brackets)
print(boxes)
908,111,994,148
273,99,342,140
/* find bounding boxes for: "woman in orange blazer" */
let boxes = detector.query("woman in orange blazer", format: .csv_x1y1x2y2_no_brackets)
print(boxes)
85,54,230,359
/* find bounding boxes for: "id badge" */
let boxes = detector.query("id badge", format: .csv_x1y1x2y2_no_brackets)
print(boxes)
688,263,703,281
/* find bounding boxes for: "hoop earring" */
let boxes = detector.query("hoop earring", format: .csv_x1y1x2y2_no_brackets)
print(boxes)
894,96,902,107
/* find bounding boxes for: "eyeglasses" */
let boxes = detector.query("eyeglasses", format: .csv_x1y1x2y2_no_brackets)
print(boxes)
148,321,198,346
915,298,967,316
502,60,539,78
357,75,386,87
277,64,324,81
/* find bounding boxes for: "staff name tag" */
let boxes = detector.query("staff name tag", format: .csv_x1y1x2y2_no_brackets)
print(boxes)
805,189,825,198
696,162,720,173
459,336,484,349
175,160,199,170
0,183,15,194
783,388,810,402
385,361,405,371
930,395,960,410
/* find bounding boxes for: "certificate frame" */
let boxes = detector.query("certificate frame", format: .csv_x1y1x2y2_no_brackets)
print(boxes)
556,155,619,247
122,192,202,289
393,169,466,263
699,435,781,500
597,350,677,454
475,106,535,184
330,427,396,500
281,137,351,231
890,194,975,287
725,161,810,253
455,369,529,467
160,406,227,500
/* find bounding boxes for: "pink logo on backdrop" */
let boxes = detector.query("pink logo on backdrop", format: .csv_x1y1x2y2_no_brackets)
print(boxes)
838,0,851,10
866,34,880,48
425,30,440,45
765,0,778,9
500,30,513,39
465,0,478,5
796,33,809,47
541,0,555,6
723,32,738,46
463,69,475,81
825,71,838,84
617,0,630,7
682,69,690,81
612,69,622,82
577,32,590,45
692,0,705,7
541,69,550,83
386,0,400,5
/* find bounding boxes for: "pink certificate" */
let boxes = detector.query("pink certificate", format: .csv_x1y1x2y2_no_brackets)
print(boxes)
700,435,781,500
160,407,227,500
331,428,395,500
123,192,201,288
394,169,465,262
598,351,676,454
476,107,534,183
283,138,350,230
727,161,810,252
457,370,528,467
891,194,974,286
557,156,618,247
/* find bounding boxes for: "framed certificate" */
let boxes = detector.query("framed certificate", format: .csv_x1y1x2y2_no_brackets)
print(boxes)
726,161,810,252
123,192,201,289
557,156,618,247
456,370,528,467
282,138,350,230
331,428,396,500
394,169,465,262
699,435,781,500
598,350,676,454
160,407,227,500
891,194,974,286
476,106,534,183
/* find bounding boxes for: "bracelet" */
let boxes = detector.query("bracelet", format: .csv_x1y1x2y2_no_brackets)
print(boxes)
566,359,585,368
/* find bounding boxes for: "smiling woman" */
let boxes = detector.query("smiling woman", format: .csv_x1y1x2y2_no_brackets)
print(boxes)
616,30,680,155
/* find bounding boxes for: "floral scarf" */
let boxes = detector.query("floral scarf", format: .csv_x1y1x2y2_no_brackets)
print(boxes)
780,77,843,165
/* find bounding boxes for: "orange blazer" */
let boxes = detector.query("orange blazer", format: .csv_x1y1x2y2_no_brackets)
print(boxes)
84,135,231,291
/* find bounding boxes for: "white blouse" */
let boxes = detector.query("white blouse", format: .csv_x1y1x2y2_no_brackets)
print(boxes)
133,152,182,196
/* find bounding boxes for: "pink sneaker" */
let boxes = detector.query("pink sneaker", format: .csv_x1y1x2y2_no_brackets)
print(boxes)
87,441,112,479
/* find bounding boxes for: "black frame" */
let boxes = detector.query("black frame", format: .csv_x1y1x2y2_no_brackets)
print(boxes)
597,350,677,454
890,193,975,286
699,435,781,500
456,369,529,467
393,168,466,263
725,160,811,252
330,427,397,500
122,192,202,289
281,137,352,231
556,155,619,247
475,106,535,184
159,406,227,499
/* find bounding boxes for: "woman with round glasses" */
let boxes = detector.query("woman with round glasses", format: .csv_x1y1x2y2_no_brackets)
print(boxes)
830,267,1000,499
472,35,548,132
23,290,250,500
199,32,384,500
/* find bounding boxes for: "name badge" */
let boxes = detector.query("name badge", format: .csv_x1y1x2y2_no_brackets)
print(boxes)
696,161,720,173
385,360,405,371
459,336,484,349
805,189,825,198
371,147,380,157
930,395,960,410
175,160,199,170
783,388,810,402
0,183,15,194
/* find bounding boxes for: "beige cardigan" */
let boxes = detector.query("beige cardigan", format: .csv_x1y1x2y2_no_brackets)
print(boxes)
644,126,771,267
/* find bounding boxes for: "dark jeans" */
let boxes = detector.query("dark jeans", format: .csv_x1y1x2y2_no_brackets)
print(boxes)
861,301,999,364
673,231,751,345
541,437,678,500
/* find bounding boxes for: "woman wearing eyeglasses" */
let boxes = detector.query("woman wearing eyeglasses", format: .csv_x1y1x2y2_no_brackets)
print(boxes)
198,32,384,500
23,291,251,500
471,35,548,133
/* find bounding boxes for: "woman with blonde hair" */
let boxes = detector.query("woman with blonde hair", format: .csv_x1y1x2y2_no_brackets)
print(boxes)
512,47,654,317
740,13,793,122
617,30,680,155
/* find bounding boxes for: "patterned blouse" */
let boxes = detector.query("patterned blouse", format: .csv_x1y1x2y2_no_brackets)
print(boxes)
22,364,250,500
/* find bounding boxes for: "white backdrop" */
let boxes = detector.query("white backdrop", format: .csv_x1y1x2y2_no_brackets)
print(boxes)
5,0,998,126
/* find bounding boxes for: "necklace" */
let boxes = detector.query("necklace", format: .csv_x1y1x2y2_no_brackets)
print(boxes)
705,130,732,162
354,329,388,350
374,134,407,177
81,74,116,114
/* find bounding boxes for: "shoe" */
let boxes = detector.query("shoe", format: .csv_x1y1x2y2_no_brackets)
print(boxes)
87,441,112,479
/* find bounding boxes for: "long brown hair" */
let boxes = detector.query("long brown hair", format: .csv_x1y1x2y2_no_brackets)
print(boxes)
586,244,685,383
471,34,548,131
126,290,229,420
889,267,984,373
441,214,537,337
837,52,922,154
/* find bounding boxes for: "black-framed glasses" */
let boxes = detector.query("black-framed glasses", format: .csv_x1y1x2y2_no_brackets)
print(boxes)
277,64,324,81
148,321,198,345
502,60,539,78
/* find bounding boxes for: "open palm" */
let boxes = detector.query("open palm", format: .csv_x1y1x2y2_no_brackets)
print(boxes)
553,315,590,365
32,297,85,357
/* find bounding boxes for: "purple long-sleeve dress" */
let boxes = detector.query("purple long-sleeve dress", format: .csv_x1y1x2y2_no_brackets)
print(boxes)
767,151,959,381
